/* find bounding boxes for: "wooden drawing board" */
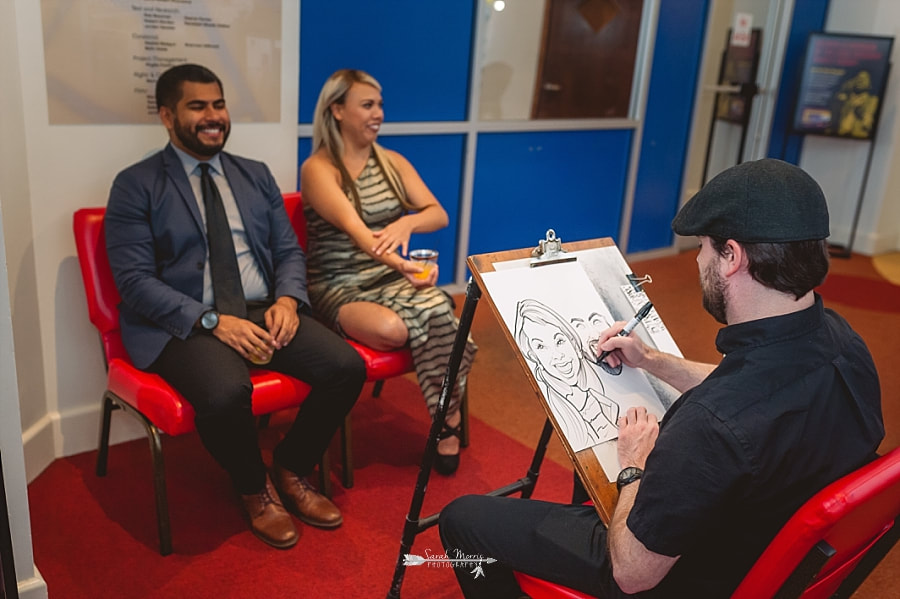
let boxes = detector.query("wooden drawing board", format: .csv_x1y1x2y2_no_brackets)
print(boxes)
468,238,680,525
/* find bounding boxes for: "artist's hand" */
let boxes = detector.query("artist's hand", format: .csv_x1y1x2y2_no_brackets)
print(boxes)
213,315,276,362
400,259,438,289
265,296,300,349
617,407,659,469
596,322,652,369
372,216,416,257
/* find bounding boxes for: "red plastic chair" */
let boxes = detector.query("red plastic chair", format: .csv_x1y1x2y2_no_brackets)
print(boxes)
282,192,469,488
513,447,900,598
731,446,900,598
73,207,330,555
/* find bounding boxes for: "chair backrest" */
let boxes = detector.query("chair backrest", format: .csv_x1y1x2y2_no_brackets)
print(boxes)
282,191,307,250
73,208,128,363
732,446,900,599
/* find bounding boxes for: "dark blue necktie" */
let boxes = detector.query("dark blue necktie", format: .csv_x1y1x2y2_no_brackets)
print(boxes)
199,163,247,318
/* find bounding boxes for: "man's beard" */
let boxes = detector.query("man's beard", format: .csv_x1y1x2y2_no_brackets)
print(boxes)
174,117,229,157
701,261,728,325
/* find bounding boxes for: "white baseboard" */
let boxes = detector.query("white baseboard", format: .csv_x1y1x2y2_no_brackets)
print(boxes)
22,401,145,483
18,566,48,599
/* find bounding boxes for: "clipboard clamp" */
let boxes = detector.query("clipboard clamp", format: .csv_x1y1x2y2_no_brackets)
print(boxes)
627,273,653,292
530,229,576,267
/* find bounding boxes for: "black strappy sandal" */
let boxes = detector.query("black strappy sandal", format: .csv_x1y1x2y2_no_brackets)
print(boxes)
434,421,461,475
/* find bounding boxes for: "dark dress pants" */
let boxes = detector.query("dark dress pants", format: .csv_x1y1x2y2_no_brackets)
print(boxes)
439,494,629,599
148,311,366,494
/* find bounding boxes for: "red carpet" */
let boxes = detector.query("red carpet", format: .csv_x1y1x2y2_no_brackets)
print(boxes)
818,273,900,314
28,376,572,598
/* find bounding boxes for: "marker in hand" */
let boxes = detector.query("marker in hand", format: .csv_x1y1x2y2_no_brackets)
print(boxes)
596,301,654,365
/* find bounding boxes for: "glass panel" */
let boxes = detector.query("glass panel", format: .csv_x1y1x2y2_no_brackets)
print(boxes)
477,0,644,120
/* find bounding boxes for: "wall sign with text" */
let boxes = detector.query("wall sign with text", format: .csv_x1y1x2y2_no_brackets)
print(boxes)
41,0,281,124
791,32,893,140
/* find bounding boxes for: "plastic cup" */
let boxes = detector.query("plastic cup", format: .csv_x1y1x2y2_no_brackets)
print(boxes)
249,346,273,365
409,249,439,280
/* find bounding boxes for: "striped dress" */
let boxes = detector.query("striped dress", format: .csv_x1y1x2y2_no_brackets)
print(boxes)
304,156,477,415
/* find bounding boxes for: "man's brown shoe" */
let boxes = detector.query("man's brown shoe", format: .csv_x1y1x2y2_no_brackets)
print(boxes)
272,463,343,528
240,476,299,549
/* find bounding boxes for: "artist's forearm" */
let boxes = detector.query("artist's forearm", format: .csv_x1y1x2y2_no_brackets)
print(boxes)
641,349,716,393
609,483,677,593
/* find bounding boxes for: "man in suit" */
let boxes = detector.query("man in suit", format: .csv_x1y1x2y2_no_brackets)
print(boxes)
439,159,883,597
106,64,366,549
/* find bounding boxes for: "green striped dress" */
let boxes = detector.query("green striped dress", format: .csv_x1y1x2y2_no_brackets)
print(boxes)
304,156,477,415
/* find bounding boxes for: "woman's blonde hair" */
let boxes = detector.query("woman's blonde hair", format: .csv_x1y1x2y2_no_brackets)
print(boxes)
311,69,411,214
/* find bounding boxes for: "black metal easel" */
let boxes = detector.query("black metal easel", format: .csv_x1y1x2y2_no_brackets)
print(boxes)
385,278,556,599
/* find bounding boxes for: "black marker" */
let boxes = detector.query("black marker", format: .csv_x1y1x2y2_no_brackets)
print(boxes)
596,301,654,364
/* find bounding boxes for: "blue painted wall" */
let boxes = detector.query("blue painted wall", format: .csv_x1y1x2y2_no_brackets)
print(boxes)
628,0,709,253
766,0,831,164
299,2,474,123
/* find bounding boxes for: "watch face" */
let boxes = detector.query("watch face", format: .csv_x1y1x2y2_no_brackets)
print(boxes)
201,310,219,330
617,466,643,490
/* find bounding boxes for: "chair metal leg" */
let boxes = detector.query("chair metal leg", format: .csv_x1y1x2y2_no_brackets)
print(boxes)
318,449,333,499
96,393,117,476
372,379,385,398
102,392,173,556
341,413,354,488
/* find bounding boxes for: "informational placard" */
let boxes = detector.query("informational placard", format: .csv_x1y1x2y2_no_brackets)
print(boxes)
791,32,893,140
41,0,282,124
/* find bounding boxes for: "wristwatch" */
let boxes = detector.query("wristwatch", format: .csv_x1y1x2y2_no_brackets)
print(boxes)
200,309,219,331
616,466,644,492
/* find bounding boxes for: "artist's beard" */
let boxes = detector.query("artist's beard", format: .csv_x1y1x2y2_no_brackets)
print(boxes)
173,117,230,158
701,261,728,325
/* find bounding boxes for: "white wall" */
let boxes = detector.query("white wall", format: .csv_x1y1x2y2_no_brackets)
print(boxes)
800,0,900,253
0,1,298,591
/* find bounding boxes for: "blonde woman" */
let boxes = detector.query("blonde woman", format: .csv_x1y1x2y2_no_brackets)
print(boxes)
300,69,477,474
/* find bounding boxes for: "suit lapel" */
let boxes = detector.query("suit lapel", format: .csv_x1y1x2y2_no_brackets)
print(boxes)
162,144,206,236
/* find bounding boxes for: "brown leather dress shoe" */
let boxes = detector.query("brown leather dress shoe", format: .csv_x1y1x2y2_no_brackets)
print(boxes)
272,463,343,528
240,476,299,549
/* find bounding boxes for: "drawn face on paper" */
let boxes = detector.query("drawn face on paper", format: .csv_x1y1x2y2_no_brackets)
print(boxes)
522,318,582,385
571,312,610,359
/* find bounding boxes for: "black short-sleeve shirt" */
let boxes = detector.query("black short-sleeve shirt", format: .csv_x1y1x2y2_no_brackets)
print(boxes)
628,295,883,598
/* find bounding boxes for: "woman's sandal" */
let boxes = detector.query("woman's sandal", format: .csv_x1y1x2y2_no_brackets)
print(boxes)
434,421,461,475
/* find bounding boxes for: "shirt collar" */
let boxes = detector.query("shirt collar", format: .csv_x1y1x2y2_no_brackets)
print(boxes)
715,293,825,355
169,143,223,177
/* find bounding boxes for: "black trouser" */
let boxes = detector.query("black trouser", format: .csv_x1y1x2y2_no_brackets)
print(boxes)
439,493,628,599
149,308,366,494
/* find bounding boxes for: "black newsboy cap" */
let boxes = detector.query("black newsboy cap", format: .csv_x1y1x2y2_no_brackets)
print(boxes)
672,158,830,243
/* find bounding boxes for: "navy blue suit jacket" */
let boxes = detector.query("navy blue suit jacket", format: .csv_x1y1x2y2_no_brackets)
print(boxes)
105,144,309,369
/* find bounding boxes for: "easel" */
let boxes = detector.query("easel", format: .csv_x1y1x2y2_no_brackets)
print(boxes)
387,234,655,597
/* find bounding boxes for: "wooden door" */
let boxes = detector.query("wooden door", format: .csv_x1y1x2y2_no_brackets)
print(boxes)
532,0,644,119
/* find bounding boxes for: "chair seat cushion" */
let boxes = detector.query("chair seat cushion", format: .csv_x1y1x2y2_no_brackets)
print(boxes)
346,340,414,380
106,358,312,436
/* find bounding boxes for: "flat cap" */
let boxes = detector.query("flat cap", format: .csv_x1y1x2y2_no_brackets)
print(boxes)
672,159,830,242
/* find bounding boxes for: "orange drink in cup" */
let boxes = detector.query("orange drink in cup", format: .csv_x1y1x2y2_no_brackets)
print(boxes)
409,249,438,280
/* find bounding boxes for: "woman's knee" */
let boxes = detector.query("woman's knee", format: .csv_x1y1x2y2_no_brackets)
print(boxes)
339,304,409,349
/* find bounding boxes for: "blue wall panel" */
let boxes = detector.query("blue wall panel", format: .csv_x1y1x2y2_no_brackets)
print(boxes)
299,2,474,123
298,134,465,286
767,0,831,163
469,130,632,257
629,0,709,253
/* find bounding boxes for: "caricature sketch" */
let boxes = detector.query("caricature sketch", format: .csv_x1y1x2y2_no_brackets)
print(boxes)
481,258,673,463
516,299,621,451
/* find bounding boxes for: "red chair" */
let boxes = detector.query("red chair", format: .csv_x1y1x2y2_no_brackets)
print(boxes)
73,207,330,556
282,192,469,488
513,447,900,598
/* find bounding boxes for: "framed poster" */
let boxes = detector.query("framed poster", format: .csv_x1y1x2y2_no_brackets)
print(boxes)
791,32,893,140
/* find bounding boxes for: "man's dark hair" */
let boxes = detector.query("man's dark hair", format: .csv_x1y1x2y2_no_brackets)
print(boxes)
155,64,223,111
710,237,830,299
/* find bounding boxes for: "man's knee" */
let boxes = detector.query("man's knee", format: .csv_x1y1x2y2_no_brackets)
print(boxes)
439,495,484,543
